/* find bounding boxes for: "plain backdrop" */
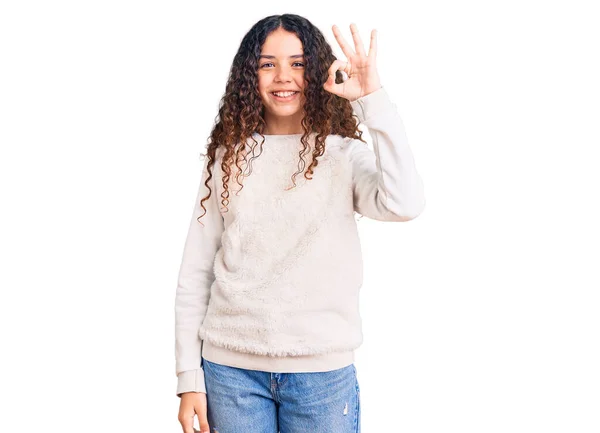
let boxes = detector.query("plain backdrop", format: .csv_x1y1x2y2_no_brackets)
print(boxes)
1,1,599,432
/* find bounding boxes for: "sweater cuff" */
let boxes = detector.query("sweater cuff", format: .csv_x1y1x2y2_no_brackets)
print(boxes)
350,86,395,123
176,368,206,397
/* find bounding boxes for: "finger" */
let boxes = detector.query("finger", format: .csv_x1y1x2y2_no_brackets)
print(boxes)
197,393,211,433
180,418,195,433
332,59,353,78
179,411,196,433
198,411,210,433
349,23,366,57
332,24,355,60
324,59,350,95
326,59,349,84
368,29,377,61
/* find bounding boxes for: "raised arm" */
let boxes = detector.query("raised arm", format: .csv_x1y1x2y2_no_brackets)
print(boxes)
348,86,426,222
323,24,425,222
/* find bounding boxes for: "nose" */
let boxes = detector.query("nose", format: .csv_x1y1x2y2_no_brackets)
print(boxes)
274,65,293,82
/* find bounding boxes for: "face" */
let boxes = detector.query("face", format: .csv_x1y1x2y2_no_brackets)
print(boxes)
257,28,307,134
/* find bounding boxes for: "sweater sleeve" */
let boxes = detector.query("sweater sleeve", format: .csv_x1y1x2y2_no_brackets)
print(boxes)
348,86,426,221
174,153,224,397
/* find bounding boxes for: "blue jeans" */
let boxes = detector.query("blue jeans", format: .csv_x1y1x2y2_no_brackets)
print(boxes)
202,357,361,433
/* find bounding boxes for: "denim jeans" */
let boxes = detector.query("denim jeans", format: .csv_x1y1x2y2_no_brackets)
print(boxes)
202,357,361,433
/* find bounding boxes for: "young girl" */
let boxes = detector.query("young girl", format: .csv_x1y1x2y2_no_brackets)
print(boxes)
175,14,425,433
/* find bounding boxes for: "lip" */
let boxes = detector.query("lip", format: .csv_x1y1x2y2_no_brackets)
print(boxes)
270,91,300,102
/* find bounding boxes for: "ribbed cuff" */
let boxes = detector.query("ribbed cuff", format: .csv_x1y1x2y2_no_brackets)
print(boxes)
176,368,206,397
350,86,394,122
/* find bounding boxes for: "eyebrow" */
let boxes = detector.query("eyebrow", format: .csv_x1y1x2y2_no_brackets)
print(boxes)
259,54,304,60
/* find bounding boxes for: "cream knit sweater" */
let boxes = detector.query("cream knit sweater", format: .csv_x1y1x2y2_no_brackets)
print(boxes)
174,86,425,396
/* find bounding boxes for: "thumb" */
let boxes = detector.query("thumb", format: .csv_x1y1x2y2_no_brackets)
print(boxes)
323,72,337,95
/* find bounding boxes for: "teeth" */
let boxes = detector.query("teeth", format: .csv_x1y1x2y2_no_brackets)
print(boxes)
273,91,298,97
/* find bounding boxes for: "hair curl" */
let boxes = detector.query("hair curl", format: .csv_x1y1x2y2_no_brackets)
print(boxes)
197,13,367,225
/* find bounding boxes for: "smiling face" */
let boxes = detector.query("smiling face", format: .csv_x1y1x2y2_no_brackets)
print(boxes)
257,27,307,135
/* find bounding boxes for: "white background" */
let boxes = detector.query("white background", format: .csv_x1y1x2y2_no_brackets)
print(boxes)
1,1,599,432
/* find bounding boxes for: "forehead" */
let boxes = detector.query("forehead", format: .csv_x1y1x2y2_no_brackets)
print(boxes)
260,28,304,58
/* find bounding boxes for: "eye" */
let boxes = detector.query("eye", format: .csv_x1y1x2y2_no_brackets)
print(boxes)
260,62,305,68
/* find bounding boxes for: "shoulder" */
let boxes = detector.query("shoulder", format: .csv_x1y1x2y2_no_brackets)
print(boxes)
325,134,354,149
335,135,369,152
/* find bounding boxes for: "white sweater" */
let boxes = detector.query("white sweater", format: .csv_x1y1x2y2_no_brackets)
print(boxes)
174,86,425,396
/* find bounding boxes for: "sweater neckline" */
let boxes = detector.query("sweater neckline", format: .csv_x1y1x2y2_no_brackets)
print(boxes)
263,134,302,137
253,131,315,139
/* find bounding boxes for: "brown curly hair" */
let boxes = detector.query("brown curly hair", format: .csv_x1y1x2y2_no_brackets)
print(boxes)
197,13,367,225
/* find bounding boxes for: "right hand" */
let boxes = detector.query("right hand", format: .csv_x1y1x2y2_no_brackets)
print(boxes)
178,391,210,433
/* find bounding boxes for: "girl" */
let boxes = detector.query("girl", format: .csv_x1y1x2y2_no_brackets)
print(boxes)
175,14,425,433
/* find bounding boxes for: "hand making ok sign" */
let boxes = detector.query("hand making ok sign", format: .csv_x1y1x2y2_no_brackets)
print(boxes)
323,23,383,102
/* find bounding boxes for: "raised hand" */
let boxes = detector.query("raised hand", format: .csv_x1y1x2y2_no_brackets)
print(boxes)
323,23,382,101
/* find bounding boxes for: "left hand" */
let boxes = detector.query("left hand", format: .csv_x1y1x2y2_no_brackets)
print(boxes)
323,23,383,102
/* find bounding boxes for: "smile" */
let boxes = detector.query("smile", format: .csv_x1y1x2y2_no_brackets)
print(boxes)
270,91,300,102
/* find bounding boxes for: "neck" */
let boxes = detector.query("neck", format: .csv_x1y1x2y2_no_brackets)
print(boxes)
262,110,304,135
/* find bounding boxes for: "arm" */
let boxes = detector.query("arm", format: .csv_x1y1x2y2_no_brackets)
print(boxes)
174,153,224,397
348,86,426,221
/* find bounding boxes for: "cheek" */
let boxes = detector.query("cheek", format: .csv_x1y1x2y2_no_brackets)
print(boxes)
258,80,271,100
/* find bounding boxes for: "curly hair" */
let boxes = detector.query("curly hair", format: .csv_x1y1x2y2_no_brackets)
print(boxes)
197,13,367,225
